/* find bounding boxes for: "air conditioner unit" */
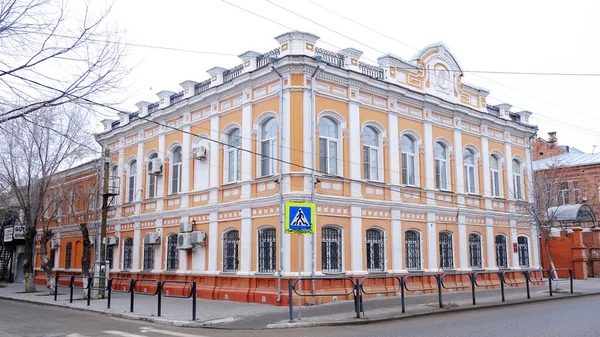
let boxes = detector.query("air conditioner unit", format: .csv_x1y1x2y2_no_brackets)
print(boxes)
144,232,161,245
177,233,193,250
50,239,59,250
179,222,193,233
191,231,207,246
107,236,119,246
148,158,163,176
192,146,207,161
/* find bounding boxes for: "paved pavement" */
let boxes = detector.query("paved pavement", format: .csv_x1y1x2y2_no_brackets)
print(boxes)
0,277,599,330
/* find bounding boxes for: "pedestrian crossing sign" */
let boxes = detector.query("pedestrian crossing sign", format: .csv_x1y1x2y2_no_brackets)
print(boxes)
285,202,315,234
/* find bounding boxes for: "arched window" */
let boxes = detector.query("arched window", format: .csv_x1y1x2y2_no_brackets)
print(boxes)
147,153,158,199
122,238,133,270
260,118,277,177
512,159,523,200
258,227,276,273
65,242,72,269
518,236,530,267
223,230,240,272
405,230,421,270
495,234,508,268
106,244,114,269
363,126,379,180
401,135,416,186
439,232,454,269
366,228,384,271
490,155,501,197
435,142,449,190
464,149,476,194
318,117,339,175
127,160,137,203
469,233,482,269
166,234,178,271
321,227,342,273
226,129,241,183
170,146,182,194
143,240,154,271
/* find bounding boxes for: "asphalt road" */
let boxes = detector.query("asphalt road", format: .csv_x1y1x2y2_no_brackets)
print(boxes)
0,296,599,337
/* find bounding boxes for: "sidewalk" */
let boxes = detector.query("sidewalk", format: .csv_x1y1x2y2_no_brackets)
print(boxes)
0,278,599,329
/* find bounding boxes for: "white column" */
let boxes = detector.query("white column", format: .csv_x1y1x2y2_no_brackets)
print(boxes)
388,114,401,200
209,116,220,204
454,128,464,195
481,133,491,209
391,210,402,272
241,104,252,198
349,101,362,198
181,124,191,207
157,132,166,211
154,219,163,272
281,90,291,187
239,208,252,274
427,212,437,270
117,149,125,206
531,224,540,268
303,83,313,192
350,206,364,274
208,212,218,273
486,218,496,269
178,216,188,272
424,121,435,205
136,143,143,208
504,137,514,199
132,224,141,271
510,220,519,268
458,214,467,270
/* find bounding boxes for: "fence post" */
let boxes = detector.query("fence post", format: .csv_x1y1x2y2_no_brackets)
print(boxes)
192,282,197,321
130,279,135,312
548,270,553,297
157,282,162,317
69,276,74,304
471,273,476,305
569,270,574,294
87,278,91,306
354,280,361,319
400,277,405,314
500,272,505,302
437,275,443,309
107,279,112,309
525,271,530,299
54,272,58,302
288,280,294,323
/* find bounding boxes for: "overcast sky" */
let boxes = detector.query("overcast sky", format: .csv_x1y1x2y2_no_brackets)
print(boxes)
108,0,600,153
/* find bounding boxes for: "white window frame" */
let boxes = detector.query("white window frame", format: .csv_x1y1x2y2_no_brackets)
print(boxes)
559,182,570,205
362,126,380,181
260,118,277,177
512,159,523,200
170,146,182,194
318,116,340,176
147,153,158,199
225,128,241,183
464,148,477,194
434,141,450,190
127,160,137,203
401,134,418,186
490,154,503,197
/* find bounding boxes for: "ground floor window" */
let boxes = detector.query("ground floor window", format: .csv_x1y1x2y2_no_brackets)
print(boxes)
322,227,342,273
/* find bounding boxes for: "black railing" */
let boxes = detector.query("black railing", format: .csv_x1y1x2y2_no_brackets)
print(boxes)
194,79,211,95
486,104,501,117
223,64,244,83
315,47,344,67
147,102,159,113
129,112,139,122
170,91,184,104
256,48,280,68
359,62,384,80
111,120,120,129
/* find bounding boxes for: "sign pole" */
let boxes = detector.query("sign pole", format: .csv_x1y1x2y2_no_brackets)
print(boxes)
297,233,302,320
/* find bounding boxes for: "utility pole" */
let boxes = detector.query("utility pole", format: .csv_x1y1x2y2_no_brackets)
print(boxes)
98,148,110,297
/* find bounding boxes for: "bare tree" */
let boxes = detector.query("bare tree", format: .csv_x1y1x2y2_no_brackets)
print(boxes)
0,106,94,292
0,0,127,122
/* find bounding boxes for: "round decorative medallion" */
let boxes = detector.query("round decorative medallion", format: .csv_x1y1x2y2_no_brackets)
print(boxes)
435,67,450,89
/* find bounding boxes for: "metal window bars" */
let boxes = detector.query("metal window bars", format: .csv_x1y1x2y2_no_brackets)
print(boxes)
366,229,384,272
321,227,342,273
223,231,240,272
65,242,72,269
106,245,114,270
258,228,276,273
495,235,508,269
123,238,133,270
518,237,530,267
143,244,154,271
439,232,453,269
166,235,178,271
405,231,421,270
469,234,482,269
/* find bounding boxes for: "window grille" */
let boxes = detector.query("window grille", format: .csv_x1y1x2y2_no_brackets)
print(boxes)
439,232,454,269
366,229,384,271
65,242,72,269
321,227,342,273
258,228,276,273
405,230,421,270
518,237,530,267
106,245,114,269
123,238,133,270
223,230,239,272
49,249,56,269
166,235,178,271
143,243,154,271
495,235,508,268
469,233,482,269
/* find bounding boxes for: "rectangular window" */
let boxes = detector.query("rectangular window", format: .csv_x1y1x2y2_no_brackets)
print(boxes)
322,228,342,273
128,176,135,203
405,231,421,270
171,164,180,194
439,233,454,269
258,229,276,273
402,153,416,185
223,232,239,272
492,171,500,197
143,244,154,271
573,182,580,203
465,166,476,194
328,140,337,175
148,175,156,199
366,230,384,271
436,160,448,190
261,140,271,176
559,182,570,205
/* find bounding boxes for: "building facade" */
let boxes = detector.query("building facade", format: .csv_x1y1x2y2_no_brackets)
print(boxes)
36,32,539,304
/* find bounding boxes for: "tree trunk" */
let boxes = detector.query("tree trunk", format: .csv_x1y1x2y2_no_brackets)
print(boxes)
23,227,37,293
541,232,560,289
39,229,55,294
79,224,91,298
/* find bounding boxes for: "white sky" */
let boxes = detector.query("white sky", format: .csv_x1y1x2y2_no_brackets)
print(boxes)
108,0,600,153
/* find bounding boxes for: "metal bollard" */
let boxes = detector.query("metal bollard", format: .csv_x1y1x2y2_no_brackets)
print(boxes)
471,274,476,305
130,279,135,312
192,282,197,321
87,278,91,306
437,275,443,309
569,270,574,294
107,279,112,309
548,270,553,297
54,273,58,302
525,271,531,299
353,281,361,319
500,273,505,302
157,282,162,317
69,276,74,304
400,277,405,313
288,280,294,322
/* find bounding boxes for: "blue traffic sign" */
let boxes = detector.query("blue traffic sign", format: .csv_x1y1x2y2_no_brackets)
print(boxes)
285,202,315,234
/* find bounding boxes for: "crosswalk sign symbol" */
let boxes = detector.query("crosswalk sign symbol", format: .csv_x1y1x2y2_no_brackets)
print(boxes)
285,202,315,234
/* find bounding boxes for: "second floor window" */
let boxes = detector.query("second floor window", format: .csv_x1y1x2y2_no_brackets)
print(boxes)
512,159,523,200
464,149,476,194
147,153,158,199
363,126,379,180
490,155,501,197
401,135,416,185
319,116,338,175
127,160,136,203
435,142,449,190
171,146,182,194
559,182,570,205
260,118,277,177
227,129,241,183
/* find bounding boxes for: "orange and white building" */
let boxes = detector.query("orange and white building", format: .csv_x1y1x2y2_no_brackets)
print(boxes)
37,32,539,304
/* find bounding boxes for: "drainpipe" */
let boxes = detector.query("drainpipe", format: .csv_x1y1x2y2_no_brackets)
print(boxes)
309,58,321,293
270,57,285,302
